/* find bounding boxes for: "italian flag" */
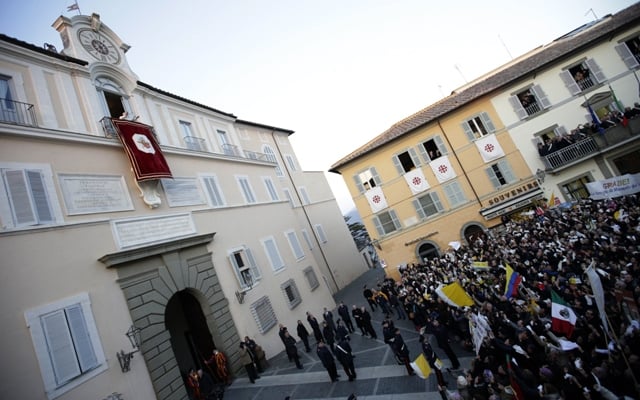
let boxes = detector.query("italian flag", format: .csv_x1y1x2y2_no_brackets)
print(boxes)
551,290,577,338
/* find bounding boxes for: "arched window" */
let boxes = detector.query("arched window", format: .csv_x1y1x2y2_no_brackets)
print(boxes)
95,77,131,118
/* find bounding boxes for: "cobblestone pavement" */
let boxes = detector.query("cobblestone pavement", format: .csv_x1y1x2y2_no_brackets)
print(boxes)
223,267,475,400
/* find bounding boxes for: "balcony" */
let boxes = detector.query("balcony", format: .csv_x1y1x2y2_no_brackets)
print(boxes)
0,98,37,126
541,119,640,171
184,135,206,151
221,143,240,157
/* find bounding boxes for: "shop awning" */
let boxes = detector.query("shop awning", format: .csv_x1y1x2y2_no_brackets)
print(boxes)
480,188,544,220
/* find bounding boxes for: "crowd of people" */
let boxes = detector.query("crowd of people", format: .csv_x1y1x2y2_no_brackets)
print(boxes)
383,195,640,399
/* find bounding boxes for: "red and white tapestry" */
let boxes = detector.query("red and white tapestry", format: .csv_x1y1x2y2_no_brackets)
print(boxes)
404,168,430,194
365,186,388,213
475,134,505,163
429,155,456,183
111,119,173,181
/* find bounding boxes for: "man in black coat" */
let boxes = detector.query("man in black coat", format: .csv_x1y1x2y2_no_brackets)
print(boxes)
322,321,336,353
306,311,324,343
335,319,349,343
283,331,303,369
431,318,460,370
392,328,415,376
360,306,377,339
317,341,339,382
296,319,311,352
352,305,366,336
335,337,357,381
363,285,377,312
323,307,337,333
279,324,291,361
337,301,355,333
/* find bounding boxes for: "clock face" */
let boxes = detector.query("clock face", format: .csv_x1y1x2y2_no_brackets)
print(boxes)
77,29,120,64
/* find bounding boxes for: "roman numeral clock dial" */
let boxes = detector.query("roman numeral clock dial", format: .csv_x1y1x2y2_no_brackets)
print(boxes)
77,29,121,64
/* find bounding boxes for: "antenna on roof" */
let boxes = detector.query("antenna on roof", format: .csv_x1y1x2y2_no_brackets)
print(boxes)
454,64,468,84
585,8,598,21
498,34,513,60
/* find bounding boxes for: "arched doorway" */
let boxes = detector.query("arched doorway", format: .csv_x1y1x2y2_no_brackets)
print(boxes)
166,290,216,380
417,241,439,263
462,223,486,245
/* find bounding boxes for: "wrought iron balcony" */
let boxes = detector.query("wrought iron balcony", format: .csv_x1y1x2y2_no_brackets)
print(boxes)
221,143,240,157
184,135,206,151
0,98,37,126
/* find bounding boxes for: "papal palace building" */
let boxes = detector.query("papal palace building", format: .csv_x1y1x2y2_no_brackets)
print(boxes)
330,3,640,280
0,12,367,400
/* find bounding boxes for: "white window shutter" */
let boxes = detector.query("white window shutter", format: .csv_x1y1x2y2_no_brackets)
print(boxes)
499,160,517,183
615,43,639,69
461,121,475,141
585,58,606,84
531,85,551,109
228,253,247,289
4,169,37,226
392,155,404,175
66,304,98,372
554,126,568,137
372,216,384,236
560,70,581,95
418,143,430,163
408,148,421,167
245,247,262,280
485,167,500,189
432,192,444,212
42,310,81,385
353,175,364,193
371,167,382,186
434,135,447,155
413,199,426,219
508,95,527,120
389,209,401,230
480,112,496,133
27,170,53,223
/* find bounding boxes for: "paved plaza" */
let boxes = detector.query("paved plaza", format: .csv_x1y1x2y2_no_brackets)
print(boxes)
223,267,475,400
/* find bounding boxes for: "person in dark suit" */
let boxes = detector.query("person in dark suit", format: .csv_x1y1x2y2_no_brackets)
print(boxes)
431,318,460,370
337,301,355,333
296,319,311,352
283,331,303,369
391,328,415,376
363,285,377,312
323,307,337,333
306,311,324,343
360,306,377,339
317,341,339,382
352,305,366,336
335,337,357,381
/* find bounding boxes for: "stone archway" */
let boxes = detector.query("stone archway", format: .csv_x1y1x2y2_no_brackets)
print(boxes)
100,233,241,400
462,222,486,246
416,241,440,263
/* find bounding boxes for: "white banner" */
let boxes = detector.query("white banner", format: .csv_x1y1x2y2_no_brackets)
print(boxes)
365,186,388,213
586,264,608,334
403,168,430,194
585,173,640,200
430,155,456,183
475,134,505,163
469,313,492,355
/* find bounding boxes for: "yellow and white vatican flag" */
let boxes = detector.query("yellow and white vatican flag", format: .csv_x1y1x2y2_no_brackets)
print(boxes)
404,168,430,194
410,353,432,379
430,155,456,183
475,134,505,163
365,186,388,213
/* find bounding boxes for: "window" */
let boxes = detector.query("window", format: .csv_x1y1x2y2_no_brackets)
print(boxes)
201,175,226,207
509,85,552,119
561,175,592,201
486,159,517,189
392,149,421,174
372,210,401,236
283,188,294,207
262,237,285,272
285,230,305,260
250,296,277,334
236,176,256,204
301,229,313,250
263,177,279,201
412,192,444,220
285,154,298,171
0,163,60,229
280,279,302,309
180,121,205,151
314,224,328,243
461,112,496,141
25,293,107,399
0,75,18,123
299,187,310,205
218,130,235,156
95,77,131,119
354,167,381,193
228,246,262,290
303,267,320,290
418,136,447,163
443,180,467,207
263,145,283,177
616,36,640,69
559,59,606,95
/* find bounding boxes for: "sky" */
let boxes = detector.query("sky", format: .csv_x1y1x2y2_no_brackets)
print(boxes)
1,0,637,214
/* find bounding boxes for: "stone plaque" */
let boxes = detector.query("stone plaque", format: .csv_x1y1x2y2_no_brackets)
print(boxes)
161,178,205,207
112,213,196,249
59,174,133,215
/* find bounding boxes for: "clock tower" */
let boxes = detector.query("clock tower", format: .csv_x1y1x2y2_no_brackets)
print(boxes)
52,13,134,73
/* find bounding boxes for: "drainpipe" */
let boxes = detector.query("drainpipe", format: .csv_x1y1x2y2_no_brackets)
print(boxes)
270,130,339,291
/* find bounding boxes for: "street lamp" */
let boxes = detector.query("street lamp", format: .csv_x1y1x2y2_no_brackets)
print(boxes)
117,325,141,373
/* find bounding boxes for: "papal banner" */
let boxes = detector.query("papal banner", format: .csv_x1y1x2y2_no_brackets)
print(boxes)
404,168,430,194
475,134,505,163
430,155,456,183
365,186,388,213
111,119,173,181
585,173,640,200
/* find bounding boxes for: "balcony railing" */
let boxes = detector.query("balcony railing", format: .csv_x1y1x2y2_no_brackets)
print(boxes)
184,135,206,151
221,143,240,157
0,98,37,126
542,137,599,169
524,101,541,116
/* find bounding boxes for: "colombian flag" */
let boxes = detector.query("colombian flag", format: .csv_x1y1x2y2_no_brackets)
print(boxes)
504,264,522,298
